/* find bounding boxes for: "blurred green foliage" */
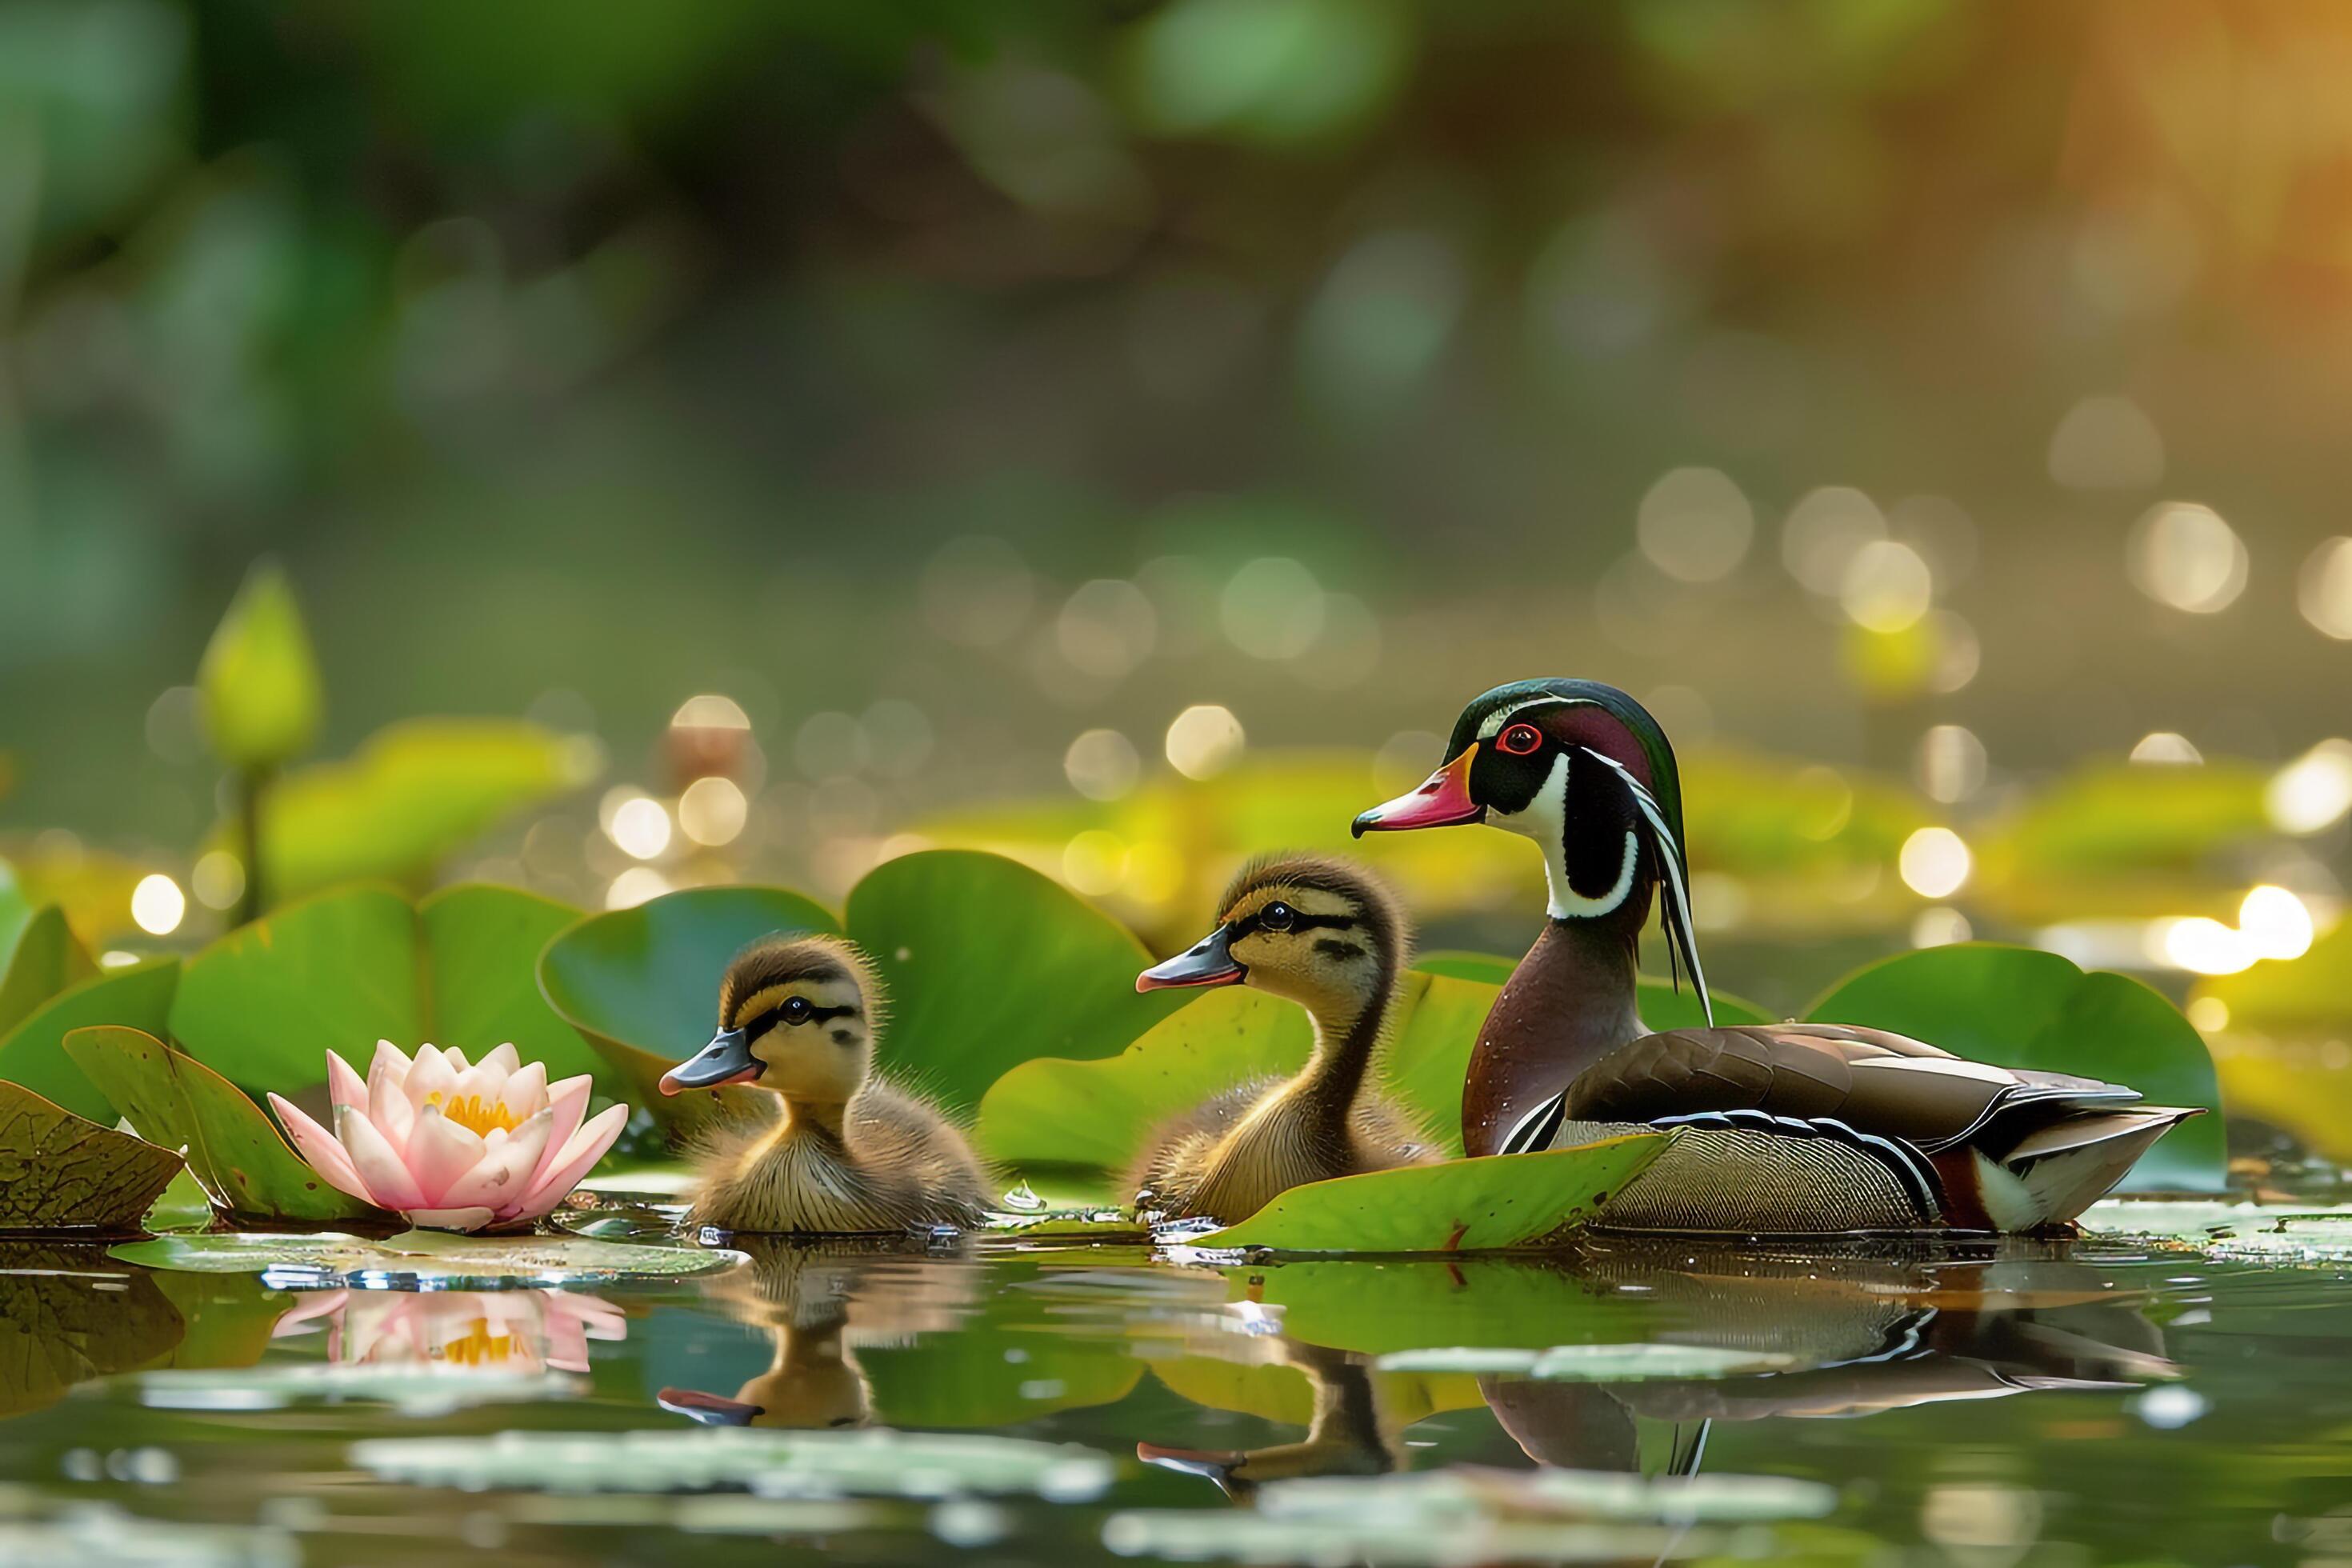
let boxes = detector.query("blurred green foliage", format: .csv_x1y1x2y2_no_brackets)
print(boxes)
198,561,321,774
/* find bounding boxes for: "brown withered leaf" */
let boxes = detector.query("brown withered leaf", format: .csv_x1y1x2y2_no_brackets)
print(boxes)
0,1080,184,1236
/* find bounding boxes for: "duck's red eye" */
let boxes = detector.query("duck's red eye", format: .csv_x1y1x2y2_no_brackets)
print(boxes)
1498,724,1544,756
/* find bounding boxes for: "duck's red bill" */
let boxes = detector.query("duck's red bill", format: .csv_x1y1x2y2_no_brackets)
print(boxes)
1351,747,1483,834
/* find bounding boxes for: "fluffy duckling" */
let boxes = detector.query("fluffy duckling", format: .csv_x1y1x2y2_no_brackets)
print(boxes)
1129,855,1438,1222
659,935,992,1235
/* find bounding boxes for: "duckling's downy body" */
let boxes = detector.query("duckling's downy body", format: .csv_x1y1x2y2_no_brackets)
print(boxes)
660,936,991,1235
1129,856,1437,1222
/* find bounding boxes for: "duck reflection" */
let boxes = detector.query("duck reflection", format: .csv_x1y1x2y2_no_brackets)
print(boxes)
1486,1234,2177,1474
1138,1341,1406,1502
658,1236,977,1429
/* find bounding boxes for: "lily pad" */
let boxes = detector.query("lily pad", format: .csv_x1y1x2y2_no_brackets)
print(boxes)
108,1227,742,1286
0,1082,184,1236
0,905,94,1039
2082,1199,2352,1264
846,850,1186,1114
1806,942,2223,1190
351,1428,1118,1501
1194,1135,1667,1254
2194,919,2352,1032
168,882,598,1094
63,1026,389,1225
1373,1342,1794,1379
238,718,599,902
0,956,179,1122
138,1363,585,1414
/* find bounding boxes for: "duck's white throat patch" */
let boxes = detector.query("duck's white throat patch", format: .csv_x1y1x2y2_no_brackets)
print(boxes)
1490,752,1638,919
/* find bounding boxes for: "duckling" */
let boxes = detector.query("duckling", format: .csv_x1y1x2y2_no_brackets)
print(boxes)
658,935,992,1235
1130,855,1438,1222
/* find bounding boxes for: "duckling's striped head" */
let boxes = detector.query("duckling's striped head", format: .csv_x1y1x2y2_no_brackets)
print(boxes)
662,934,882,1104
1140,854,1406,1018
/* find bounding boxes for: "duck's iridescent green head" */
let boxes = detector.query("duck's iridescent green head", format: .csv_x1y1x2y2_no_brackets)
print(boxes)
1352,678,1706,1007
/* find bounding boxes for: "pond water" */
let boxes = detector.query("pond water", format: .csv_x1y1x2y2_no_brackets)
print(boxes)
2,1203,2346,1566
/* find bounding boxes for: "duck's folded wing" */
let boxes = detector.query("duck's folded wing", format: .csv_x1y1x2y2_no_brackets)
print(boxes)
1561,1025,2145,1153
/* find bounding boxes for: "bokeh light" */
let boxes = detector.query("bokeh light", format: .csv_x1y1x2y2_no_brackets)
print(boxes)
2128,502,2247,614
1840,540,1934,633
677,776,748,847
2129,731,2203,765
1064,729,1142,801
2239,885,2315,962
608,797,672,861
1636,466,1753,583
1056,579,1158,679
1782,486,1886,596
190,850,245,911
2266,740,2352,834
2047,394,2165,490
1914,725,1986,804
2298,538,2352,639
130,874,185,936
1165,704,1246,779
1898,827,1971,898
604,866,671,910
1220,558,1326,660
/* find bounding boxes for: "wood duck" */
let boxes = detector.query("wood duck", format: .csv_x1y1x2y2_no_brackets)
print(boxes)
660,936,992,1235
1130,855,1438,1223
1354,678,2200,1234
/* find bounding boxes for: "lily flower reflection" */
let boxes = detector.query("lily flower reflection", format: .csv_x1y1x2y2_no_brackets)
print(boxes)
273,1288,626,1373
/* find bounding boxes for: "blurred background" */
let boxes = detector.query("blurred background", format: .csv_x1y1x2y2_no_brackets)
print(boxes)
6,1,2352,1142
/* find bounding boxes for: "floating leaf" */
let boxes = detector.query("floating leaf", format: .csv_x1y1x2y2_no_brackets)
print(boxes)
1807,942,2223,1190
351,1427,1117,1501
1373,1343,1793,1379
0,956,178,1122
110,1227,741,1286
846,850,1184,1115
245,718,601,901
2082,1199,2352,1264
1195,1135,1666,1254
0,862,27,959
198,559,322,771
64,1026,389,1225
169,882,597,1094
0,1082,183,1236
0,1247,188,1418
0,906,94,1039
540,885,839,1130
1974,758,2274,922
2195,919,2352,1032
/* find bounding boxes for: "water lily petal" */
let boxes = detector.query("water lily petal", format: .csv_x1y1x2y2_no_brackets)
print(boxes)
442,1105,555,1216
405,1046,456,1112
404,1206,497,1233
442,1044,470,1073
270,1289,349,1340
447,1062,498,1114
515,1103,629,1218
267,1094,375,1205
369,1039,412,1084
366,1049,415,1155
336,1103,427,1210
406,1104,487,1206
530,1076,593,1191
326,1051,370,1118
498,1061,548,1122
482,1042,520,1076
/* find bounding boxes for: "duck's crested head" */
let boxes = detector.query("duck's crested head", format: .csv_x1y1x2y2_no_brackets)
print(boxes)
661,934,882,1103
1139,853,1406,1018
1349,676,1707,1003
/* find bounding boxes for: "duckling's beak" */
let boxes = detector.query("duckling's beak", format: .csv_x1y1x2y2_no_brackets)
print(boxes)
658,1387,763,1426
1135,1442,1253,1500
1137,926,1244,991
1351,747,1482,835
658,1027,762,1094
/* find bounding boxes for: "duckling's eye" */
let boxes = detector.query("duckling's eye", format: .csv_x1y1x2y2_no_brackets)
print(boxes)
782,996,814,1025
1498,723,1544,756
1259,902,1296,933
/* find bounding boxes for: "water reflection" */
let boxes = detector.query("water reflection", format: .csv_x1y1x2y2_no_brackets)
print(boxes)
0,1246,186,1421
1138,1342,1403,1501
273,1288,626,1373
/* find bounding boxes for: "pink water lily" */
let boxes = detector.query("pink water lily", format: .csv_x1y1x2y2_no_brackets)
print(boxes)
269,1041,628,1233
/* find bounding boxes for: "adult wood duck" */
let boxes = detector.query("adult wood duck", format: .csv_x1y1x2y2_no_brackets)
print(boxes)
1353,678,2200,1234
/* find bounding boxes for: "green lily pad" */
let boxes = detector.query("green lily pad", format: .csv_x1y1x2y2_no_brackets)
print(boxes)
1196,1134,1667,1254
0,956,179,1122
1974,758,2274,923
351,1428,1118,1501
2082,1199,2352,1264
846,850,1186,1115
1806,942,2223,1190
168,882,598,1094
63,1025,388,1225
0,1080,185,1236
1373,1342,1793,1379
108,1227,743,1286
2194,919,2352,1032
0,905,94,1040
0,862,30,962
540,884,840,1130
240,718,600,902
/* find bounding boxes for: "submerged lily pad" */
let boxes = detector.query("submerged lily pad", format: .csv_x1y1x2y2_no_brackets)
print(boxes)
0,956,179,1122
108,1228,742,1286
352,1427,1118,1501
63,1026,388,1225
169,882,598,1093
0,1081,184,1236
1194,1134,1667,1254
1807,942,2223,1190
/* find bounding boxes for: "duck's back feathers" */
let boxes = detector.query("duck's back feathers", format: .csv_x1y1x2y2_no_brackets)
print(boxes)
688,1078,991,1235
